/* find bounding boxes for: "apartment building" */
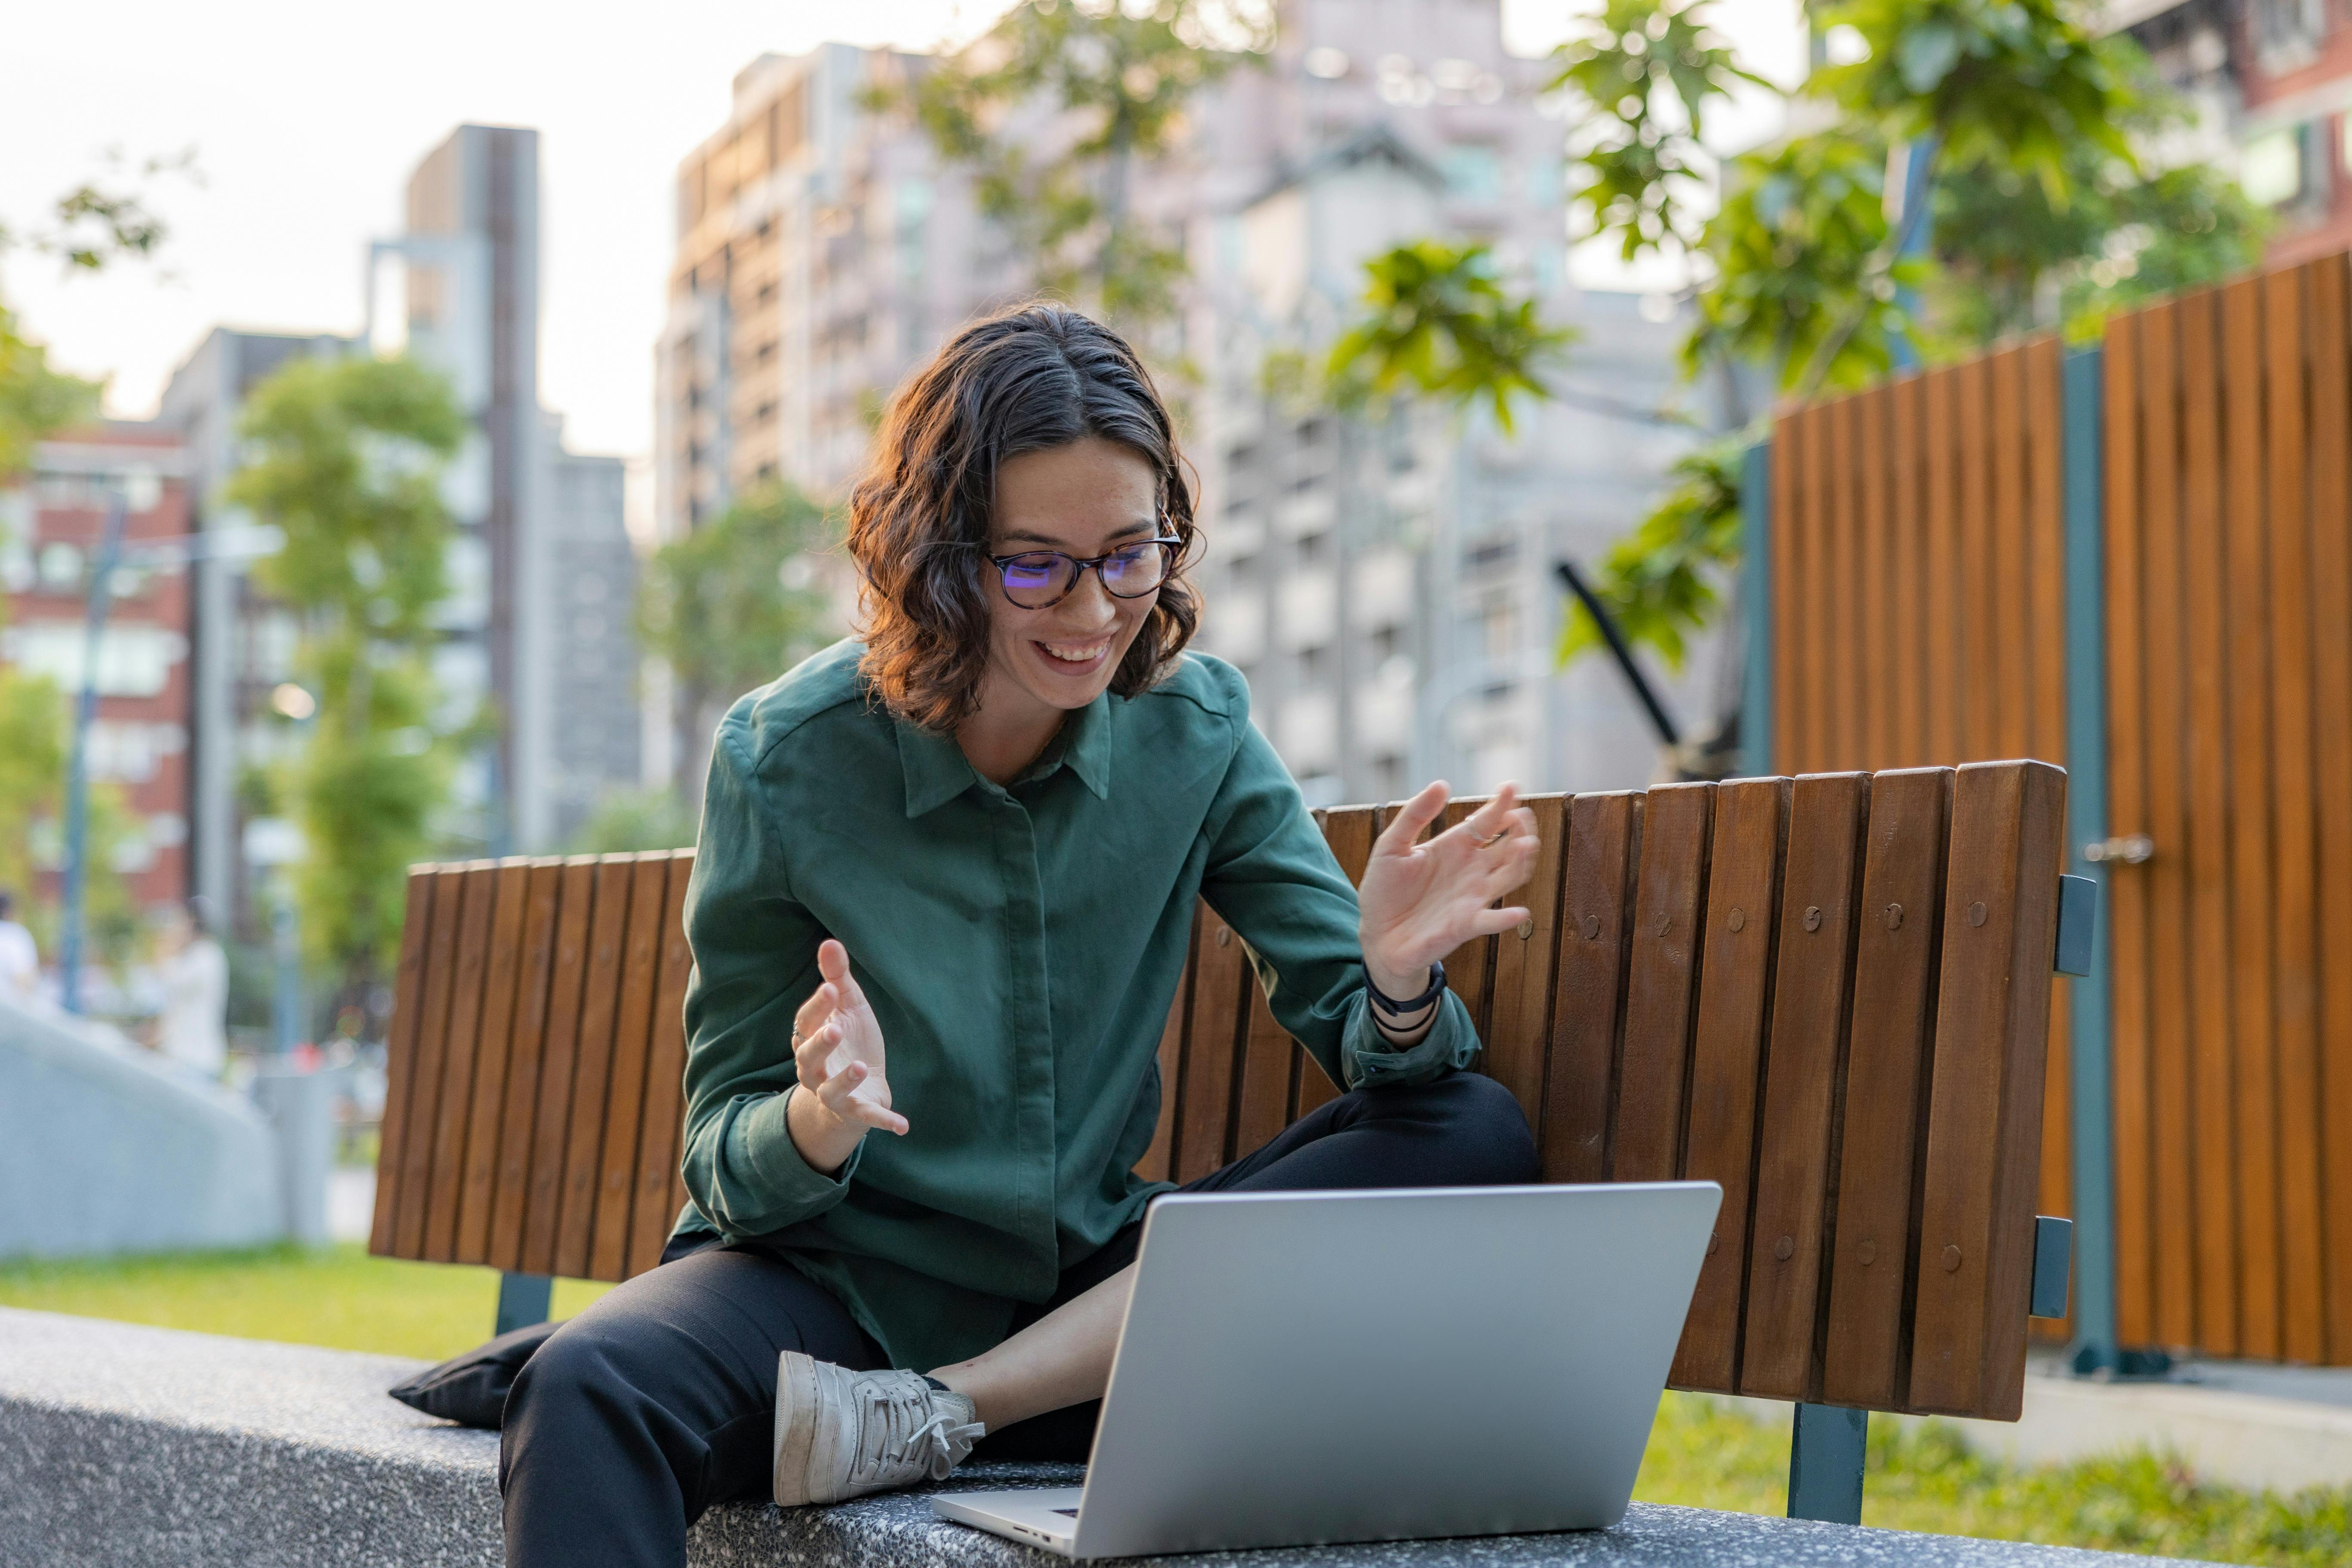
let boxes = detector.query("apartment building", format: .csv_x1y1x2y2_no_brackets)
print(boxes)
2116,0,2352,261
657,0,1713,800
0,423,197,913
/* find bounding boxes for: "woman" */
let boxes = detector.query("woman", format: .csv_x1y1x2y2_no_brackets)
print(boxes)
497,303,1544,1566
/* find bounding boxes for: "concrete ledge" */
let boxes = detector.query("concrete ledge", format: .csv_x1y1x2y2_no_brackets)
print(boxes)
0,1308,2198,1567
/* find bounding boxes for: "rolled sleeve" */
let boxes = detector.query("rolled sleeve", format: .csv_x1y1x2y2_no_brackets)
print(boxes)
1340,986,1479,1090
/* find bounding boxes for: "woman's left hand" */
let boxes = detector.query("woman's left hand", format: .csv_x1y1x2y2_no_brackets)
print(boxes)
1356,780,1540,1003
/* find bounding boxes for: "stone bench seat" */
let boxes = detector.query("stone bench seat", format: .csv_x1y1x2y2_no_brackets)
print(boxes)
0,1307,2191,1568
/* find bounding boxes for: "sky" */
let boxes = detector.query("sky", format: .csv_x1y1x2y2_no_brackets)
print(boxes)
0,0,1802,467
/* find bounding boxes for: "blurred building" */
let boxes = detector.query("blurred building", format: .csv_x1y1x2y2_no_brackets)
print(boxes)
0,423,196,912
159,125,641,937
2114,0,2352,262
373,124,642,851
158,328,354,929
658,1,1715,800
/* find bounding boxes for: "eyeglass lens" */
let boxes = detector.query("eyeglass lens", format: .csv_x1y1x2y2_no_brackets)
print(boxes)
999,543,1170,608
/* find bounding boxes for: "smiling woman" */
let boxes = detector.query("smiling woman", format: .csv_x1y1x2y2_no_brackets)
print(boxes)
844,304,1201,748
482,302,1549,1568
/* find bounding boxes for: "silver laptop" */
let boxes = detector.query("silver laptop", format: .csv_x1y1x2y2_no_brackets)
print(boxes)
929,1180,1721,1559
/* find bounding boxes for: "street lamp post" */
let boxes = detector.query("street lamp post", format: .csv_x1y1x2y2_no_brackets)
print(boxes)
53,501,281,1014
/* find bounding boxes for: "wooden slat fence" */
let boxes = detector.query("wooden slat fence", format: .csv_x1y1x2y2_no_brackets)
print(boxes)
2103,254,2352,1363
1771,248,2352,1364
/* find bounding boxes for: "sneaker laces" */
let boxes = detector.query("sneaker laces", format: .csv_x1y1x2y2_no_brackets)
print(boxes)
851,1380,983,1485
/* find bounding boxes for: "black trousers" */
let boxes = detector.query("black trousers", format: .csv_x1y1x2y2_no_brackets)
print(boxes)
499,1070,1538,1568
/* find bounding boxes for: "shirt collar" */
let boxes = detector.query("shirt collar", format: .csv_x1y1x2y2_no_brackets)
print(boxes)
894,691,1116,817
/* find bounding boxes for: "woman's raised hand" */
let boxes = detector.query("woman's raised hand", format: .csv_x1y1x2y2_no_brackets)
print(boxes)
1355,781,1540,1003
787,940,908,1174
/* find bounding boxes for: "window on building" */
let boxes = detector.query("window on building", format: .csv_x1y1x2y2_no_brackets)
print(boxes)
1374,753,1406,801
2242,126,2307,208
1300,644,1332,686
1442,144,1503,204
1297,532,1329,567
1372,625,1401,664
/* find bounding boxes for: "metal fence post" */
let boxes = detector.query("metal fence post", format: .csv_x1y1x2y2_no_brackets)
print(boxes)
496,1271,554,1337
1786,1403,1868,1524
2061,344,2119,1375
1741,439,1773,777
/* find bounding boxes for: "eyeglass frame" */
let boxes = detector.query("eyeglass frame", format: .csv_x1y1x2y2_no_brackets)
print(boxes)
981,532,1187,609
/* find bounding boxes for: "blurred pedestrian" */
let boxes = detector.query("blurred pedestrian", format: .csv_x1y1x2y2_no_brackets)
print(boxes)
156,896,229,1077
0,889,36,1002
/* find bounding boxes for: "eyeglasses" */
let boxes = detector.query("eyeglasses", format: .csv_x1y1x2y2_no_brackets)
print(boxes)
986,535,1183,609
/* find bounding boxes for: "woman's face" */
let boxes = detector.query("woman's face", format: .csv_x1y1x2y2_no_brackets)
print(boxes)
979,436,1164,720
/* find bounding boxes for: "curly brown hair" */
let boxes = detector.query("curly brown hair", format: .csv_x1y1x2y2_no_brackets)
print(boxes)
845,303,1200,733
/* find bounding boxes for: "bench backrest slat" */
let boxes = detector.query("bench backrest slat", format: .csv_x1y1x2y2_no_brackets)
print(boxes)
1741,771,1870,1402
1547,791,1639,1184
1672,776,1789,1391
1482,792,1567,1130
487,859,566,1270
370,864,437,1258
1910,760,2065,1418
1822,766,1950,1409
590,854,678,1280
454,863,533,1264
374,760,2065,1422
1617,781,1714,1184
632,866,699,1278
521,857,598,1277
1175,906,1253,1185
551,858,631,1278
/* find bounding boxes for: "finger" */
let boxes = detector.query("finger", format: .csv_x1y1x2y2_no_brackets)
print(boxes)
1458,782,1522,844
819,1063,908,1136
819,940,872,1015
794,980,839,1040
1374,780,1449,856
1466,905,1533,940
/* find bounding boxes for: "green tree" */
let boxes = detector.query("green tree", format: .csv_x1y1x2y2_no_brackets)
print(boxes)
566,786,701,854
874,0,1272,341
225,356,467,999
637,481,835,737
1548,0,2262,671
1320,240,1577,438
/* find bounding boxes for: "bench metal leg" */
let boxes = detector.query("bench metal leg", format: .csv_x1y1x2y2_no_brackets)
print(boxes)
1786,1403,1867,1524
495,1271,554,1336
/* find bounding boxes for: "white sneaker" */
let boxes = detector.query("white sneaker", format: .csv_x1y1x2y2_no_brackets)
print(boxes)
772,1352,986,1506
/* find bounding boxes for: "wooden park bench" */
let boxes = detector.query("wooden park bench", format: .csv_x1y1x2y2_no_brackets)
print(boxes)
370,760,2091,1527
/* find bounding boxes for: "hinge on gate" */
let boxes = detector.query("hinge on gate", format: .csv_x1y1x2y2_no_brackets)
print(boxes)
2053,875,2096,977
2031,1216,2073,1318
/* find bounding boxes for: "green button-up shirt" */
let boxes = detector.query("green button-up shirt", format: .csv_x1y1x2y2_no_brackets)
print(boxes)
672,639,1479,1372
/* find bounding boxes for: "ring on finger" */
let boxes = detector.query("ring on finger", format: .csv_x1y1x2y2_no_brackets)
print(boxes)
1479,828,1508,848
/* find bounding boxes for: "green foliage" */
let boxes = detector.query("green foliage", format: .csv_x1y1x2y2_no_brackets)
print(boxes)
636,481,835,712
1812,0,2134,208
0,300,100,479
1550,0,1771,262
0,1242,612,1363
226,356,467,988
874,0,1270,334
567,786,700,854
1558,440,1743,674
1687,128,1921,394
0,668,67,924
1550,1,2264,678
1632,1393,2352,1566
1322,241,1577,436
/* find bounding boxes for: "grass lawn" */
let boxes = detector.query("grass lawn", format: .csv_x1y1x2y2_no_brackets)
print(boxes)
6,1245,2351,1565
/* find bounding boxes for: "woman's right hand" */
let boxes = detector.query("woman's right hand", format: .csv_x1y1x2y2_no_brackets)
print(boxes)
786,939,909,1176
